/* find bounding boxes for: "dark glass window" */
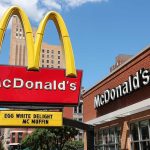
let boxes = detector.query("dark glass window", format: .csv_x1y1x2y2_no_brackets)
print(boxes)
12,133,15,143
74,107,77,113
18,132,23,143
96,127,121,150
78,118,82,122
78,103,82,113
140,120,149,140
130,120,150,150
131,122,139,141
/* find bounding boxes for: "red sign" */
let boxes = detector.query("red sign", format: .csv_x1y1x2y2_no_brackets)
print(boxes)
0,65,82,106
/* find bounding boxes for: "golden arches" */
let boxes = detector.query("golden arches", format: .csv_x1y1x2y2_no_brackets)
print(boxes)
0,6,77,77
34,11,76,77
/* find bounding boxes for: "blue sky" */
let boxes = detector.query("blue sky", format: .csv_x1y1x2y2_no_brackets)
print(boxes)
0,0,150,90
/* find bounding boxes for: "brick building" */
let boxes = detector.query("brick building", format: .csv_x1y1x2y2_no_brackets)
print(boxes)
83,47,150,150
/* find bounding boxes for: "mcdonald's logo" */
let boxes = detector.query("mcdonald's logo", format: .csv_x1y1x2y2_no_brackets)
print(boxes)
0,6,82,106
0,6,76,77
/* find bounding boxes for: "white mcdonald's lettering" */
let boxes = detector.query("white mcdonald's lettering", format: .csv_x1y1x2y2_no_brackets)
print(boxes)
0,78,77,91
94,68,150,109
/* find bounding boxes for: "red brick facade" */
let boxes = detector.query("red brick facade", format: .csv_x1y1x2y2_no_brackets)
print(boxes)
83,48,150,122
83,47,150,150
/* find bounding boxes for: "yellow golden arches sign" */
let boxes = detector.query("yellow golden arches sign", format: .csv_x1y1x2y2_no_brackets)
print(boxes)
0,6,76,77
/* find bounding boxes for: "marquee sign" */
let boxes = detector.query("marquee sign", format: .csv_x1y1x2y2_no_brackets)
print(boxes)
94,68,150,109
0,6,82,106
0,110,62,127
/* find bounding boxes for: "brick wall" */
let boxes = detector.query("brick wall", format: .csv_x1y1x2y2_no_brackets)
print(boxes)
83,47,150,122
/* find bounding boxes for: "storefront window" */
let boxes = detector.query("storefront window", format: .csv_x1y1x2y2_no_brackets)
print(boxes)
131,122,139,141
109,127,115,143
140,120,149,140
96,126,121,150
98,130,103,144
130,119,150,150
103,129,109,144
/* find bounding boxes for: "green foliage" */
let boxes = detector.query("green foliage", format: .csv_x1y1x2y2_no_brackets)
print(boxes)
22,126,79,150
63,140,84,150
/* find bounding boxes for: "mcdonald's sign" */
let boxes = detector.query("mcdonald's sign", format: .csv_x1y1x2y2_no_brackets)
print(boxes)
0,6,82,106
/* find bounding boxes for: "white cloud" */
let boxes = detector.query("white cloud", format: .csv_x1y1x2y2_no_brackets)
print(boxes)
0,0,108,22
63,0,108,8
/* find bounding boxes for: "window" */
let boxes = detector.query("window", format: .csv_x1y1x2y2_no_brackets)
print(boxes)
51,55,54,59
58,51,60,54
47,50,49,53
130,120,150,150
51,50,54,54
51,60,54,64
78,103,82,113
16,28,18,32
47,55,49,58
42,65,44,67
12,133,15,143
16,33,18,37
18,132,23,143
58,66,60,68
96,127,121,150
78,118,82,122
58,61,60,64
42,60,44,63
51,65,53,68
20,28,22,32
47,65,49,68
74,103,83,114
42,49,44,53
58,56,60,59
74,107,77,113
47,60,49,63
42,54,44,58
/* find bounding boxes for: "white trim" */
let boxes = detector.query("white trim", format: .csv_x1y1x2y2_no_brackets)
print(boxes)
85,98,150,125
9,143,20,145
10,131,27,133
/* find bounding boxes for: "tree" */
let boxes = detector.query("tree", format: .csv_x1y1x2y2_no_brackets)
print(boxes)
0,140,4,150
63,141,84,150
22,126,79,150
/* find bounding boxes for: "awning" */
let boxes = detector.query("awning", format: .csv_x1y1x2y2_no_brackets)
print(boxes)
86,98,150,125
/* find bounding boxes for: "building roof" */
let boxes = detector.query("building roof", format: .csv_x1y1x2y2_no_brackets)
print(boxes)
83,45,150,98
